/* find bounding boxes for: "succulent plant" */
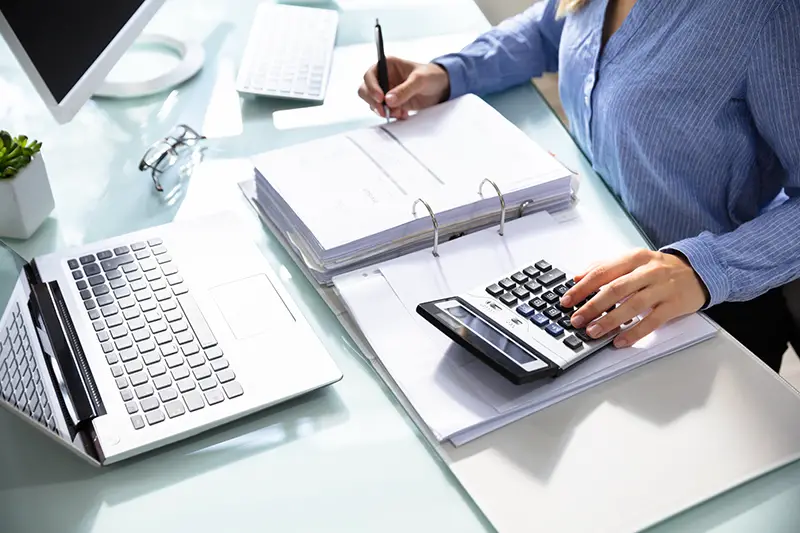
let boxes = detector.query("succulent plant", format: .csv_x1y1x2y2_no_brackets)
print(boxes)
0,130,42,179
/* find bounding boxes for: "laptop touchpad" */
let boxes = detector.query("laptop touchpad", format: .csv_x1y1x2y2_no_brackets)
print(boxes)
210,275,295,340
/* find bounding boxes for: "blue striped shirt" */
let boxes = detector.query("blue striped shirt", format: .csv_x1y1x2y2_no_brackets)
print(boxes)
434,0,800,308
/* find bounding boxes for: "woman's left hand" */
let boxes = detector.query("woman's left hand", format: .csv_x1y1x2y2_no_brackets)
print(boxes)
560,249,709,348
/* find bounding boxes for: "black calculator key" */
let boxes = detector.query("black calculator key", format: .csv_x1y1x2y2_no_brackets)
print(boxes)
72,270,84,280
67,259,80,270
511,287,530,300
544,307,561,320
565,279,577,288
537,269,566,287
535,260,552,272
576,329,593,342
84,300,97,311
486,284,504,297
530,297,547,310
555,303,574,316
524,281,542,294
88,275,104,287
84,263,101,277
545,323,564,337
79,255,95,265
79,290,92,301
558,317,574,330
97,250,113,260
554,285,569,297
542,291,559,304
106,269,122,281
499,293,517,307
516,303,535,318
76,280,88,291
522,266,539,278
564,336,583,350
530,313,549,327
511,272,528,284
114,246,130,256
498,278,516,291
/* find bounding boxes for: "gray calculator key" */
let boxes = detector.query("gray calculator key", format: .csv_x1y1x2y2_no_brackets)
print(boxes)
135,383,155,399
205,347,223,361
92,284,110,297
97,330,110,343
126,270,143,282
204,388,224,406
115,377,128,390
110,278,126,290
102,304,119,318
211,358,229,372
131,415,145,430
164,354,183,368
217,369,236,384
128,317,146,331
130,278,147,292
113,286,132,300
122,307,141,321
186,354,205,368
125,401,139,415
140,299,158,312
87,274,104,286
144,310,162,323
118,296,136,309
165,400,186,418
110,325,128,339
171,364,190,381
137,339,156,353
146,270,162,282
129,371,148,386
122,263,138,274
111,365,124,378
84,299,97,311
132,329,151,343
159,387,179,403
92,320,105,332
222,381,244,400
199,377,217,391
154,331,172,345
79,289,92,300
135,249,151,260
161,343,179,357
106,269,123,281
97,294,114,307
193,365,212,380
148,362,167,377
121,389,134,402
115,336,133,351
146,409,166,426
153,374,172,390
124,359,143,374
119,347,137,362
141,396,159,412
131,241,146,251
183,390,204,411
106,314,124,328
135,290,152,303
142,351,161,365
105,352,119,365
177,378,196,393
88,309,101,321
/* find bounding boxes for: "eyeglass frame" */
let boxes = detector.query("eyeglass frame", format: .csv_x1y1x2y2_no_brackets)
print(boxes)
139,124,206,192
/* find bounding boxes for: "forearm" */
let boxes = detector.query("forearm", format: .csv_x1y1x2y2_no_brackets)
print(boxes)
432,0,563,99
665,196,800,307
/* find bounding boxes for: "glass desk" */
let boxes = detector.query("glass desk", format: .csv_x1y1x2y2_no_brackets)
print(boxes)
0,1,798,531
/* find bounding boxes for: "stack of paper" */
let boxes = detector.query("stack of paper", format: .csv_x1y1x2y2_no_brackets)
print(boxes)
247,94,575,284
333,211,718,446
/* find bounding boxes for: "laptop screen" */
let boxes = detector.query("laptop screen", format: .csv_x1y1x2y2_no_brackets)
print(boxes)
0,242,98,463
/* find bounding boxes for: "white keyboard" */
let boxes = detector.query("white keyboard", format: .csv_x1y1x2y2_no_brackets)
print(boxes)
236,3,339,102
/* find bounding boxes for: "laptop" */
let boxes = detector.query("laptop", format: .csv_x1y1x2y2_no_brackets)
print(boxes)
0,212,342,466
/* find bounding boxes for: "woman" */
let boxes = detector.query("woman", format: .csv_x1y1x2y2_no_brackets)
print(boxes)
358,0,800,371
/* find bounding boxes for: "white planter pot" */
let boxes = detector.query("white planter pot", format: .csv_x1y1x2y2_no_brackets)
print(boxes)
0,155,55,240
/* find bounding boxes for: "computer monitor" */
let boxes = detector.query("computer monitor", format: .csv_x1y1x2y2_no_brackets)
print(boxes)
0,0,179,124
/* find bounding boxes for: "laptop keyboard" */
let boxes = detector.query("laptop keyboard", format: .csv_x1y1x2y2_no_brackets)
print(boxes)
68,238,243,431
0,303,58,433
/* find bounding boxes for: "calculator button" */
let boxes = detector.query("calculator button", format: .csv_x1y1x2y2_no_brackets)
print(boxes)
565,279,577,288
516,303,535,318
535,260,552,272
537,269,566,287
576,329,593,342
511,272,528,284
524,281,542,294
542,291,559,304
522,266,539,278
555,303,574,316
511,287,530,300
486,284,503,297
564,336,583,350
498,278,516,291
554,285,569,297
544,307,561,320
558,317,574,330
545,323,564,337
530,313,549,327
530,298,547,311
499,293,517,306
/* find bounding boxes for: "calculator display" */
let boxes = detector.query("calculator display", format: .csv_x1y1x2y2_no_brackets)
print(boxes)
445,304,536,365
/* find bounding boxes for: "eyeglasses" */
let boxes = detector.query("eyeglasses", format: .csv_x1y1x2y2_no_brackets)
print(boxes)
139,124,206,192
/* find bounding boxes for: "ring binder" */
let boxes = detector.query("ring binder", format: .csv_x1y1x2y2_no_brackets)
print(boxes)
479,179,506,236
518,199,533,219
412,198,440,257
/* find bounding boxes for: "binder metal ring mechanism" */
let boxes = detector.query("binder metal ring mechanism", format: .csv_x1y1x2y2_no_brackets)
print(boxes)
412,198,440,257
478,178,506,236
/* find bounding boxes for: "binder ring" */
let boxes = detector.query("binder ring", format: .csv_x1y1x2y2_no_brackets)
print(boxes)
479,178,506,236
518,199,533,219
412,198,440,257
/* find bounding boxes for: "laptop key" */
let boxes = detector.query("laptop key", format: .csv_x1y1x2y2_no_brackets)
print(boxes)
146,409,165,426
148,363,167,377
210,358,229,372
68,259,80,270
131,415,145,430
132,329,150,343
172,365,190,381
127,317,146,331
142,351,161,366
122,307,140,321
125,401,139,415
205,388,224,406
145,311,163,324
130,371,148,387
205,347,224,361
97,250,113,260
102,305,119,318
177,378,196,394
217,369,235,384
135,384,154,399
141,397,159,412
131,241,147,251
154,332,172,345
183,390,204,411
153,375,172,390
119,347,137,362
109,278,126,290
140,299,158,313
124,359,143,374
165,400,186,419
193,365,212,380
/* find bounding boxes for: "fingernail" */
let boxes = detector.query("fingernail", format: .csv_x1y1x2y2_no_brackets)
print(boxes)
614,337,630,348
587,324,602,338
385,93,397,105
561,295,572,307
571,315,585,328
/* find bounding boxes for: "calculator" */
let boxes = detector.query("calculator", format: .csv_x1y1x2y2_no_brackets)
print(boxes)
417,259,629,385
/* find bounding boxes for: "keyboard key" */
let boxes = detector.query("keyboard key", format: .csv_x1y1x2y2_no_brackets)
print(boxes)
68,259,80,270
130,371,148,387
119,348,137,362
498,278,516,291
499,293,517,306
165,310,182,322
537,269,566,287
211,358,229,372
535,260,552,272
132,329,151,343
142,351,161,366
135,383,154,399
172,365,190,381
564,336,583,350
545,323,564,337
148,237,163,247
165,400,186,418
135,249,151,261
222,382,244,399
110,365,123,378
511,287,530,300
154,331,172,345
97,250,113,260
102,304,119,318
148,363,167,377
205,347,223,361
84,263,101,277
114,286,132,299
193,365,212,380
124,359,143,374
542,291,559,304
146,409,165,426
530,298,547,311
554,285,569,297
105,352,119,365
138,339,156,354
131,241,147,251
217,369,235,384
72,270,84,281
164,354,183,368
159,387,179,403
109,326,127,339
150,319,167,333
123,307,140,321
141,396,159,412
485,284,503,297
161,343,179,357
558,317,574,330
530,313,549,327
127,316,146,331
114,246,130,256
140,299,158,312
109,278,126,290
76,280,88,291
205,388,225,405
121,388,134,402
516,304,535,318
131,415,145,430
544,307,561,320
153,374,172,390
575,329,593,343
183,390,204,411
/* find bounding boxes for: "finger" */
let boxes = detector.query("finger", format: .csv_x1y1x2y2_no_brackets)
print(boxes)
569,268,654,328
612,303,675,348
363,66,385,102
359,84,383,110
386,72,424,108
562,250,653,307
583,285,662,339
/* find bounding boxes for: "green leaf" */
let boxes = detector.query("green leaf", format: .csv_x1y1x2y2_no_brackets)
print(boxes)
6,155,26,169
5,145,21,161
29,141,42,153
15,135,27,148
2,167,17,178
0,131,11,151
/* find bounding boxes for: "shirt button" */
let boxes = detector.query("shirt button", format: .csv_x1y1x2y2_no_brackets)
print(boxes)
584,95,590,105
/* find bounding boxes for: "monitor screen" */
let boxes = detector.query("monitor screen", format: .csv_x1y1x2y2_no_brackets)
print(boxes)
0,0,146,103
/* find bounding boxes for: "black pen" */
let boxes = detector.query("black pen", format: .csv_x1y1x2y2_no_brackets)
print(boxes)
374,18,390,123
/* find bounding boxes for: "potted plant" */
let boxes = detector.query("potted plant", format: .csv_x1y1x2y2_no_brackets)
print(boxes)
0,130,54,239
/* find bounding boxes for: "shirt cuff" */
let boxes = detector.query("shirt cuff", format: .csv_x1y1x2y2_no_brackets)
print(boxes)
431,55,469,100
661,235,730,309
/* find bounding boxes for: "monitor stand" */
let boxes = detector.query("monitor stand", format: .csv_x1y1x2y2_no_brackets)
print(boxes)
94,34,205,99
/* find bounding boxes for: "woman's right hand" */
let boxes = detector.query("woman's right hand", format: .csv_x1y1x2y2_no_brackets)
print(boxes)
358,57,451,119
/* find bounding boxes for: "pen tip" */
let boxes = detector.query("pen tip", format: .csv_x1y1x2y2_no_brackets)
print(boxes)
375,18,380,25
